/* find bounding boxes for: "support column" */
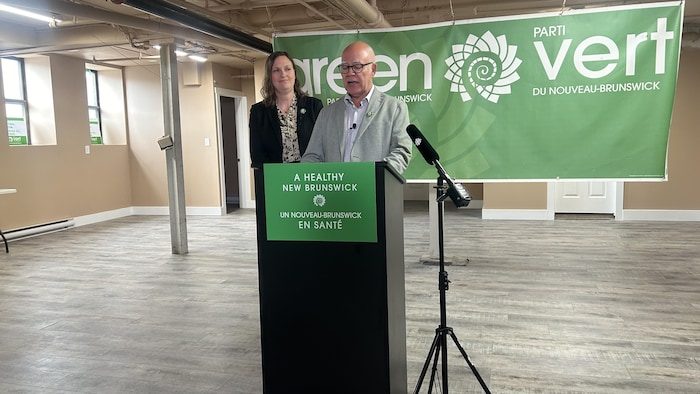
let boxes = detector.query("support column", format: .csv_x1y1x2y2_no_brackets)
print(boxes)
160,43,188,254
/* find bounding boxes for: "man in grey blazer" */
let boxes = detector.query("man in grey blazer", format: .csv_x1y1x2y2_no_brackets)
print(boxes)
301,41,412,173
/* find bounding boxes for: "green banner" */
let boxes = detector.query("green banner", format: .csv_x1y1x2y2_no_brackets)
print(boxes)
274,2,683,181
263,162,377,242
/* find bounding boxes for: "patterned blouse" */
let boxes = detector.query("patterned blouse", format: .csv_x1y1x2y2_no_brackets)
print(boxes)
277,96,300,163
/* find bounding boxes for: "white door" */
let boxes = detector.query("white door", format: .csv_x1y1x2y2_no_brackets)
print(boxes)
554,181,616,214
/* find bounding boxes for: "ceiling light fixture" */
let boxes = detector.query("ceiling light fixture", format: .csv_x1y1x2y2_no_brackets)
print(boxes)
188,54,207,62
0,4,62,24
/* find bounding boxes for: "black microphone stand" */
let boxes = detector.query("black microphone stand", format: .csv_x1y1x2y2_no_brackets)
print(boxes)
413,172,491,394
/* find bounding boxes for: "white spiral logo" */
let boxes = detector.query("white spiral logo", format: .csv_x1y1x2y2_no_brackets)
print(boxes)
313,194,326,207
444,31,522,103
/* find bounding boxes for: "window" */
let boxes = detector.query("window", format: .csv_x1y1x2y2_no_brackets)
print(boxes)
2,57,30,145
85,69,102,144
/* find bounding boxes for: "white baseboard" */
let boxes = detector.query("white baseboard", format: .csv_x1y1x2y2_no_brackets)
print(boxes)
128,206,224,216
73,208,133,227
621,209,700,221
185,206,225,216
68,206,225,231
128,206,169,216
482,208,700,221
482,209,550,220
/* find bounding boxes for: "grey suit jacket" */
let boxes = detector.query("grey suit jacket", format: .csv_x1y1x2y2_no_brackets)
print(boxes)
301,90,412,173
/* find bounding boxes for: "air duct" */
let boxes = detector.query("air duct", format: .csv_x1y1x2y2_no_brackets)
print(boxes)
112,0,272,53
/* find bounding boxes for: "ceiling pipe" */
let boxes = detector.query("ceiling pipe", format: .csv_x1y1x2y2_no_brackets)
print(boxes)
298,1,346,30
209,0,301,11
204,0,346,32
154,0,266,37
111,0,272,53
0,0,262,55
324,0,391,29
218,5,346,33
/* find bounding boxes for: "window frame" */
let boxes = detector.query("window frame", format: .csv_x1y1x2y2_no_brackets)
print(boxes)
85,68,103,144
2,56,31,145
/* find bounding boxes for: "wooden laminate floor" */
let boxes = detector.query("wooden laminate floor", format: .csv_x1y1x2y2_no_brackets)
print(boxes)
1,202,699,393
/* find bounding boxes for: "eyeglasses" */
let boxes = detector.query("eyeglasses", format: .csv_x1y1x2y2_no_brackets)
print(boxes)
338,62,373,74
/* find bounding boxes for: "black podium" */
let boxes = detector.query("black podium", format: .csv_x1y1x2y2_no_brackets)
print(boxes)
254,161,407,393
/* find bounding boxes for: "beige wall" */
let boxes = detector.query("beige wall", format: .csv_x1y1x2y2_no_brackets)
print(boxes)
0,54,132,230
125,61,246,209
483,183,547,209
212,62,252,99
178,62,223,207
253,58,265,103
124,64,168,207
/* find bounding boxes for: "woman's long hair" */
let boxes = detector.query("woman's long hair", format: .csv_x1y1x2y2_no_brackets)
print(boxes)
261,51,308,107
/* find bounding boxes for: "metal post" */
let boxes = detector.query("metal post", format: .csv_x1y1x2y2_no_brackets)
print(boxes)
160,43,188,254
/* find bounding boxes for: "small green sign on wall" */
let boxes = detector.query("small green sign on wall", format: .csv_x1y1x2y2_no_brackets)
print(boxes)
263,162,377,243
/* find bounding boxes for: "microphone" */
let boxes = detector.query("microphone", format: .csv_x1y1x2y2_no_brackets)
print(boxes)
406,124,439,165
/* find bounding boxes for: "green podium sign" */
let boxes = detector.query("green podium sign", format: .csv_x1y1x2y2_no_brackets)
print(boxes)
263,162,377,242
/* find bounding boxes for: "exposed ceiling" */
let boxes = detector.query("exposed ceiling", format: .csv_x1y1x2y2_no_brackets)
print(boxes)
1,0,699,70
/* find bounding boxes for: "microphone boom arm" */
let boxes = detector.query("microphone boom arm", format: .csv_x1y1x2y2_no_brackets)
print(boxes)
406,124,471,208
434,159,471,207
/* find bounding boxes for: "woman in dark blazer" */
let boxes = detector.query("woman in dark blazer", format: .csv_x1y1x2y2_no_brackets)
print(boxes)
249,51,323,169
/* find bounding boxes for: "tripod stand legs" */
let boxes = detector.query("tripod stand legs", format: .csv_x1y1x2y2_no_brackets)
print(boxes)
413,326,491,394
449,329,491,393
413,327,440,394
413,177,490,393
